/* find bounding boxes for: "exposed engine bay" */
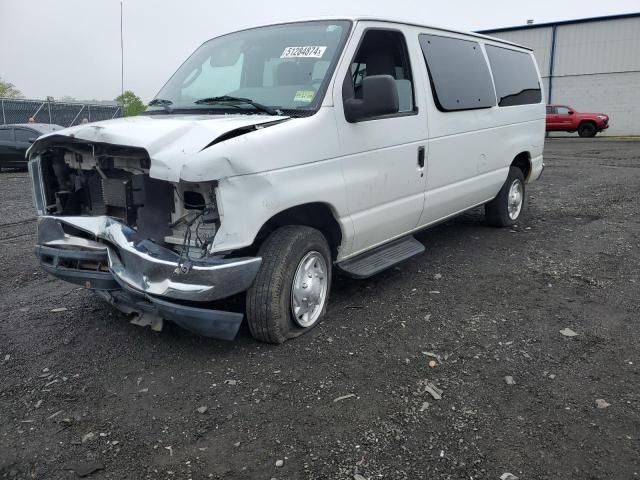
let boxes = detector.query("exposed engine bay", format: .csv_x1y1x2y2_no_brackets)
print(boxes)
26,113,294,340
33,139,220,260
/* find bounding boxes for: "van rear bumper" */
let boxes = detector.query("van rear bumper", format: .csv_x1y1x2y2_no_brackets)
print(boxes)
529,154,544,182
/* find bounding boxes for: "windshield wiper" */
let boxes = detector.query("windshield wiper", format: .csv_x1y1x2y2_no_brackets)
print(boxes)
194,96,279,115
148,98,174,113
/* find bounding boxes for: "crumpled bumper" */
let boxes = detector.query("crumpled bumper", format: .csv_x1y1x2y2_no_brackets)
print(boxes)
35,216,262,340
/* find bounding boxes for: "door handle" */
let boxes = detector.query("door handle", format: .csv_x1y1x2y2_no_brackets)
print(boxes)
417,146,425,168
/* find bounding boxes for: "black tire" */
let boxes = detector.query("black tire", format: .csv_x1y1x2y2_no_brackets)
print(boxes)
485,166,525,227
245,225,332,344
578,122,597,138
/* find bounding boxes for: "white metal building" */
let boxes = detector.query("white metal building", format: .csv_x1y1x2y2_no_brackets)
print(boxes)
479,13,640,136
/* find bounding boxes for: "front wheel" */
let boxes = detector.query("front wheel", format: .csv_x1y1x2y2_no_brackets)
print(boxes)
578,122,597,138
245,225,332,344
485,167,525,227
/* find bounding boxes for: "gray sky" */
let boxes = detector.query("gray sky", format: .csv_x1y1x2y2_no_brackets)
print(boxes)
1,0,639,102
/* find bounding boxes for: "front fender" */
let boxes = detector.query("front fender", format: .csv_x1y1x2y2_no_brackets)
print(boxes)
211,163,354,258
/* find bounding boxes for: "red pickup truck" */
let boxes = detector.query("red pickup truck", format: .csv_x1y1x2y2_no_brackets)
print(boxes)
546,105,610,137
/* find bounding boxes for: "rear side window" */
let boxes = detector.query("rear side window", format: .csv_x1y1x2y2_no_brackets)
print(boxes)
485,45,542,107
0,129,12,141
419,34,496,112
14,129,35,142
546,106,553,114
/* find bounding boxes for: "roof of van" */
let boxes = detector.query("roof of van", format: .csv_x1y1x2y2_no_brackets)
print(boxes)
255,17,532,52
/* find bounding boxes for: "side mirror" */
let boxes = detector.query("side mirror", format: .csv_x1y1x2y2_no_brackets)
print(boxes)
344,75,399,123
568,110,575,115
28,138,37,143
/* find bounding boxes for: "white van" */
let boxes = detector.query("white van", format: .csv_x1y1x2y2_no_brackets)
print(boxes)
29,17,545,343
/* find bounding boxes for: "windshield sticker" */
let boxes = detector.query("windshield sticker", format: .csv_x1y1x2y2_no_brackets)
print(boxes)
294,90,315,103
281,46,327,59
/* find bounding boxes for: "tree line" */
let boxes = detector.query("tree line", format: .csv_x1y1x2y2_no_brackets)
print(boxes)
0,77,146,117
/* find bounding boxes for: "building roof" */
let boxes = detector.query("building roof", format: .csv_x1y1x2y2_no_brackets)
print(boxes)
478,11,640,33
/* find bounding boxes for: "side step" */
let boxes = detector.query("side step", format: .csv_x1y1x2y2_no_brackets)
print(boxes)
337,236,425,279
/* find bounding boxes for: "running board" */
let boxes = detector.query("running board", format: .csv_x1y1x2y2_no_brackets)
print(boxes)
337,236,425,279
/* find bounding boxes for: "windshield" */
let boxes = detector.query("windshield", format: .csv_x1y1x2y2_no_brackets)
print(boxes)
149,21,351,114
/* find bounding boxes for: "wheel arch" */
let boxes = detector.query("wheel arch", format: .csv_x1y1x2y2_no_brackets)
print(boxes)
511,151,532,182
579,119,597,128
252,202,343,259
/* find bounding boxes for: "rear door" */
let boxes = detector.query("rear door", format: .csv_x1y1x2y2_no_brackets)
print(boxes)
417,32,501,225
545,105,558,130
0,128,16,165
13,128,37,163
555,106,573,129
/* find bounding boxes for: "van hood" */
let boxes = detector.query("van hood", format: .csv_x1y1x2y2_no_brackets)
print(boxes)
29,113,290,182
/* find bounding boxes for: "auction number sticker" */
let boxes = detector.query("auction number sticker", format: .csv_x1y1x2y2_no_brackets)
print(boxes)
281,46,327,58
294,90,315,103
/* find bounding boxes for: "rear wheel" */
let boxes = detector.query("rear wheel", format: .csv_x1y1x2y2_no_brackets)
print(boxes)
245,225,332,344
578,122,597,138
485,166,525,227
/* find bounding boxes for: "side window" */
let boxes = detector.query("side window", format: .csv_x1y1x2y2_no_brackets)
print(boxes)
546,106,554,114
485,45,542,107
14,129,35,142
345,29,416,113
556,106,570,115
419,34,496,112
0,129,12,142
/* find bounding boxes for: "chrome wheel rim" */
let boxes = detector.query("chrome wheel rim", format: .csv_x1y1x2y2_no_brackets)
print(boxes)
508,179,524,220
290,251,328,328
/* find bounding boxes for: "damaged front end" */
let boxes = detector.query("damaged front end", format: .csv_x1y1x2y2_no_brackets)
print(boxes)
29,137,261,340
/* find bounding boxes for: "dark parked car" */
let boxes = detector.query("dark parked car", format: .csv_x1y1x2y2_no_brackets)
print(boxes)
0,123,63,171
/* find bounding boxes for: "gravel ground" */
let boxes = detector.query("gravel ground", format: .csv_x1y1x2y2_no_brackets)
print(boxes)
1,138,639,480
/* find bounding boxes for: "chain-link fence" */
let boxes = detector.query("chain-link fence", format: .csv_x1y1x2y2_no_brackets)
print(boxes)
0,98,122,127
